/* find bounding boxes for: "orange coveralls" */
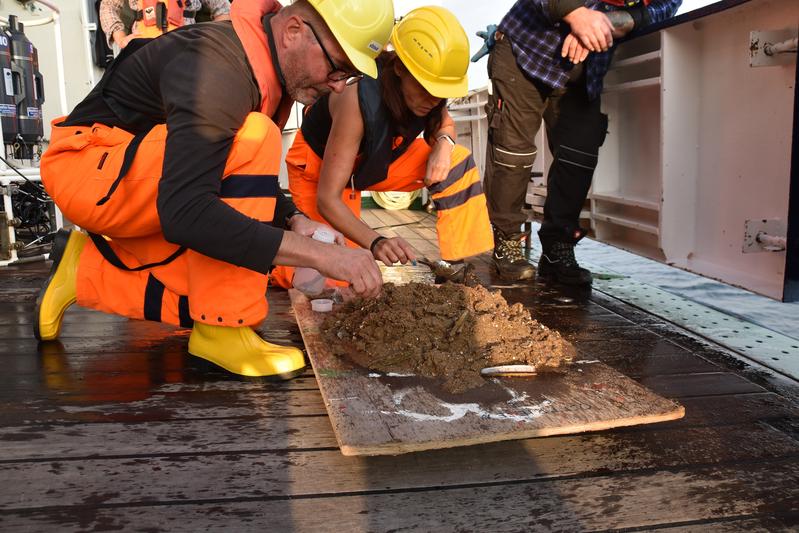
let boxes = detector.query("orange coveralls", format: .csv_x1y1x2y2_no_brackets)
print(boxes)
271,130,494,288
40,0,288,328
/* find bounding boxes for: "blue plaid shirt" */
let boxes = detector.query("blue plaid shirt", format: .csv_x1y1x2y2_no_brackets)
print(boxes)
498,0,682,99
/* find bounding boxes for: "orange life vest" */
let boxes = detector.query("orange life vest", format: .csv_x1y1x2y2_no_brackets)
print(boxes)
134,0,185,38
231,0,293,127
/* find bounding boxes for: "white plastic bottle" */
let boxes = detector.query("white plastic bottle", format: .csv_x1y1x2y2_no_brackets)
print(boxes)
292,228,336,296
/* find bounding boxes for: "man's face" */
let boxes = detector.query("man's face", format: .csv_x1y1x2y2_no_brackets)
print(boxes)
281,18,355,105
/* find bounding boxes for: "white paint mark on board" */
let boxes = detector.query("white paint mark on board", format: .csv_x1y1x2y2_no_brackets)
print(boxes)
382,388,553,423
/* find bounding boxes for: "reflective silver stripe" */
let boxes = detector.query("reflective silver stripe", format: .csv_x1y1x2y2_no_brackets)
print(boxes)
433,182,484,210
428,155,476,195
561,145,598,158
496,147,537,157
560,158,595,170
495,161,518,168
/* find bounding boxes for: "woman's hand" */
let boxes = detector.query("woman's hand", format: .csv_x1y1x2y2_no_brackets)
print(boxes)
113,30,136,49
372,236,417,265
424,137,453,187
288,214,346,245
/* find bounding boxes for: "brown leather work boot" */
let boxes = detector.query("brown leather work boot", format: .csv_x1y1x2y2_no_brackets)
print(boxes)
491,230,535,281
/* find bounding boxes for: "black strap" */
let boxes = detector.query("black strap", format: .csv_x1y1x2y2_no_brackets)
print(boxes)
88,232,186,272
144,274,165,322
178,295,193,328
370,235,387,255
134,9,194,19
96,127,151,206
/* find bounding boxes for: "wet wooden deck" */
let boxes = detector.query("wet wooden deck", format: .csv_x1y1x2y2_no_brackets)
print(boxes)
1,209,798,531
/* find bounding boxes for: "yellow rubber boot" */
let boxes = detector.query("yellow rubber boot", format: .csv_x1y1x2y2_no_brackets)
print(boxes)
188,322,307,379
34,229,88,341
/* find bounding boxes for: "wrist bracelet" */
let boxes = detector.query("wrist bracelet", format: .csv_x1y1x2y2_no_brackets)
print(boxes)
436,133,456,146
284,209,305,229
369,236,387,255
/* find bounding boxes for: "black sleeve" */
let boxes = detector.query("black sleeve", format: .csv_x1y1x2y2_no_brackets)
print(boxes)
625,4,651,30
156,43,285,275
272,188,300,229
549,0,584,21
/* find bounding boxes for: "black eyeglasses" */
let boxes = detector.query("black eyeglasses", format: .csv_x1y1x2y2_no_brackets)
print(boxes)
302,20,363,86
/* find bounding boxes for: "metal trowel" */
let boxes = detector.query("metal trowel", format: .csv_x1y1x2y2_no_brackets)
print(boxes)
481,365,538,376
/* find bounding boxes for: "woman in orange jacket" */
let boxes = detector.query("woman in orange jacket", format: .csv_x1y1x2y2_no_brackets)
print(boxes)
273,6,493,289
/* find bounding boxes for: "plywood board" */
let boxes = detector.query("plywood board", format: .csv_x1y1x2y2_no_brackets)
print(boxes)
290,290,684,456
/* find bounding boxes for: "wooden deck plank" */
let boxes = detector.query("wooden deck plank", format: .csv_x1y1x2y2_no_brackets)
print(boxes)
638,372,766,398
656,515,799,531
2,460,797,531
603,352,723,377
0,389,330,425
1,424,797,510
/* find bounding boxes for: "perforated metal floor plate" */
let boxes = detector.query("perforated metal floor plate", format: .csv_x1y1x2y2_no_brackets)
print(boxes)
522,236,799,382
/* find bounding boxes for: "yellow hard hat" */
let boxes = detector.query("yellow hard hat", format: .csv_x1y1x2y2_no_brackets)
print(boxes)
308,0,394,79
391,6,469,98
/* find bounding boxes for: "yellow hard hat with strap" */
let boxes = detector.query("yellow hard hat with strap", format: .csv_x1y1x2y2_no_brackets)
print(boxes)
307,0,394,79
391,6,469,98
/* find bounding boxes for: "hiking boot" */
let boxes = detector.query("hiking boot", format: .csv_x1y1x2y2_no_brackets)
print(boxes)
538,241,593,286
492,232,535,281
34,229,88,341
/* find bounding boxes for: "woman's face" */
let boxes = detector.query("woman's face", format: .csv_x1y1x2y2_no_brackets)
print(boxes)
396,62,442,117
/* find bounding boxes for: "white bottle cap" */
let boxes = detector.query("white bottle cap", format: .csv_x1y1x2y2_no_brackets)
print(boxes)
310,298,334,312
312,228,336,244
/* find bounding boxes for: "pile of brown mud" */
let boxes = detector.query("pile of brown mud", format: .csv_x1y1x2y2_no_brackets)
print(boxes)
320,282,575,393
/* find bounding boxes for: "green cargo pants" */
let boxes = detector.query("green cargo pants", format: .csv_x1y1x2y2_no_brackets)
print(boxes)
484,36,608,249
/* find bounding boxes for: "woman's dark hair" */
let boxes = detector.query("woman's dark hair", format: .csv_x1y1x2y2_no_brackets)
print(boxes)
379,51,445,144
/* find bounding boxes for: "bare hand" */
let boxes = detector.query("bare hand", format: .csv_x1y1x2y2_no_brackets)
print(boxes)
120,33,137,48
372,236,417,265
561,33,590,64
424,140,453,187
317,245,382,299
288,214,346,245
562,7,614,52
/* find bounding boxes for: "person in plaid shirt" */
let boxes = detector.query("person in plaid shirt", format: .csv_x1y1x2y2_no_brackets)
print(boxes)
478,0,681,285
99,0,231,51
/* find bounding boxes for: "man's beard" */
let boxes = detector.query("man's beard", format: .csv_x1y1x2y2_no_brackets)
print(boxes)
287,81,329,106
283,60,331,105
